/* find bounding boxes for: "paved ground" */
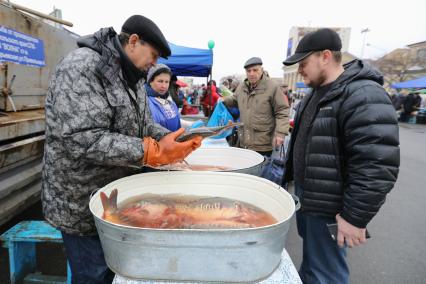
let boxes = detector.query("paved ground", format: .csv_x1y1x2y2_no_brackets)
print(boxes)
1,123,426,283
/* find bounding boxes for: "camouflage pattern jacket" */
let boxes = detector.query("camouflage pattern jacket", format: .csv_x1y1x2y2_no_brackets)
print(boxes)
42,28,169,236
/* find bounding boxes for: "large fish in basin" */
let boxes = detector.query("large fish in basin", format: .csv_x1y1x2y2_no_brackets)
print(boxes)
100,189,277,229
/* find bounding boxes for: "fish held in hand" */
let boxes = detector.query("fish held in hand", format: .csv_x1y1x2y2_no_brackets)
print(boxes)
152,162,232,171
176,121,243,142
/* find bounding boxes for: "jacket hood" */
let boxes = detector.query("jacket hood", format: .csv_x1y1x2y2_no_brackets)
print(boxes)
77,27,119,57
77,27,122,84
336,59,384,87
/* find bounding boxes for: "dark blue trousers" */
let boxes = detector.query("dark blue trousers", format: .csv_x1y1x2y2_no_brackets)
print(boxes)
61,232,115,284
295,185,349,284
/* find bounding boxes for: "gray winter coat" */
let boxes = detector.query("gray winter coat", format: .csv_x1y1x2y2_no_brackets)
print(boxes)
223,73,290,152
42,28,169,235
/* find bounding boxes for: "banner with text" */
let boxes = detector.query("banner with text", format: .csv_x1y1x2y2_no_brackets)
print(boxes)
0,25,45,67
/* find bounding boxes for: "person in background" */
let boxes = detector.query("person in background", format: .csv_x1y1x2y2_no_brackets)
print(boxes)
420,93,426,109
288,89,294,105
144,64,181,131
391,92,406,111
220,80,233,97
177,87,185,107
190,88,198,104
213,80,222,95
280,84,291,107
168,75,183,108
222,57,290,156
201,80,220,117
400,92,421,122
230,79,240,92
198,84,205,97
197,84,204,110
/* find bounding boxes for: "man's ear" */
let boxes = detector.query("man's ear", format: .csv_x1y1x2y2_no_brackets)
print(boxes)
323,50,333,63
128,34,140,46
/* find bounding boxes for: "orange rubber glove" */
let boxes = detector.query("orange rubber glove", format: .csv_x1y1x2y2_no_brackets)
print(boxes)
143,128,203,167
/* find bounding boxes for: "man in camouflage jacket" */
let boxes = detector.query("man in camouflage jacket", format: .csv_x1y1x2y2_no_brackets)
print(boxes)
42,15,201,283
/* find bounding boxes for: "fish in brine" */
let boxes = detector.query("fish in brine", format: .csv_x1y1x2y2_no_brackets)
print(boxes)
100,189,182,228
99,189,277,229
174,197,277,228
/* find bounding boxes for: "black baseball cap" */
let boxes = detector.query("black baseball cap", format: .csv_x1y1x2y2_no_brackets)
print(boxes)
122,15,171,58
283,28,342,66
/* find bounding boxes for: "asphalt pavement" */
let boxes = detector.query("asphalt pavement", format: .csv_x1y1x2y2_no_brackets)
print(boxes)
1,123,425,283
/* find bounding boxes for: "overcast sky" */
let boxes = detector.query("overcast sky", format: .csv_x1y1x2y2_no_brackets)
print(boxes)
10,0,426,82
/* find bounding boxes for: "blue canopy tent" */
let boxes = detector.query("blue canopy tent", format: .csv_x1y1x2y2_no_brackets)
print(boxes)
391,76,426,89
296,81,308,88
158,42,213,77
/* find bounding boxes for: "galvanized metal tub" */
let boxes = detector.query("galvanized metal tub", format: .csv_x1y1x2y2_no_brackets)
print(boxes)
184,147,265,176
89,171,296,282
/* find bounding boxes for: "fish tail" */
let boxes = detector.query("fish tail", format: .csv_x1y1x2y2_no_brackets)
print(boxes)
100,188,118,214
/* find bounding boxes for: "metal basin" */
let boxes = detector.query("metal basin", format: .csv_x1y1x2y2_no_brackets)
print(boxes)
89,171,296,282
184,147,265,176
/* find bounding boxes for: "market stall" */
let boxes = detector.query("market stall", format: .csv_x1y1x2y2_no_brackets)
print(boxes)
158,42,213,77
390,76,426,89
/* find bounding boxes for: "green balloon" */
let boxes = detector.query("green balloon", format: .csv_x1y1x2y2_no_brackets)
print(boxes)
208,40,215,49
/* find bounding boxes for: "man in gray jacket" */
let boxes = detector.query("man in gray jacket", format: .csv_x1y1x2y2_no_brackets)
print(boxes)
222,57,290,156
42,15,201,283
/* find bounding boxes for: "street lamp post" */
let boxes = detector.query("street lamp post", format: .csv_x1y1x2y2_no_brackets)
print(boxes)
360,28,370,59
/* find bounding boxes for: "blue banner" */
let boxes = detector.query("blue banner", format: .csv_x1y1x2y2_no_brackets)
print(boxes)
0,25,45,67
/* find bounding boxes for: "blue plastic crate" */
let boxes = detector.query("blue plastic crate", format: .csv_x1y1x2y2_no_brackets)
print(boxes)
1,221,71,284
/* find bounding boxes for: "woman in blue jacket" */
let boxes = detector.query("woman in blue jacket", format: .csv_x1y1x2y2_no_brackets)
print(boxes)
145,64,181,131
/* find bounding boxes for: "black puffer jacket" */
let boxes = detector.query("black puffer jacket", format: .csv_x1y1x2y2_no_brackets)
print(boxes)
284,60,400,228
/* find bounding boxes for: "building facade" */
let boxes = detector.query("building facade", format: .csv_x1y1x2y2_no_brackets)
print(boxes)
282,26,352,91
369,41,426,91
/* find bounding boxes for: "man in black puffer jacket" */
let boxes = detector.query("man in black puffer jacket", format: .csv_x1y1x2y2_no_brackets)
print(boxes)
282,29,399,284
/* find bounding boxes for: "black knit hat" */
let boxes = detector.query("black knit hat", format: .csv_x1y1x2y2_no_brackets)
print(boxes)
283,28,342,66
122,15,171,58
